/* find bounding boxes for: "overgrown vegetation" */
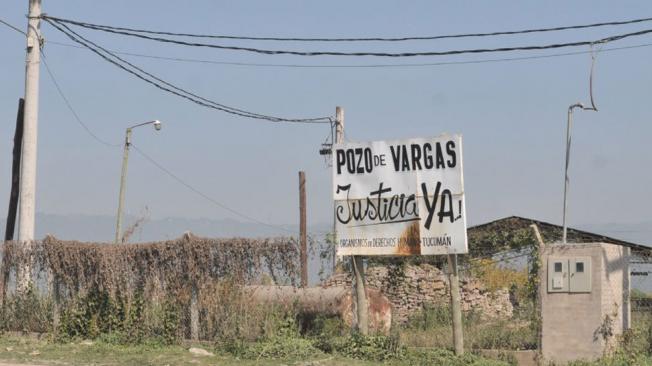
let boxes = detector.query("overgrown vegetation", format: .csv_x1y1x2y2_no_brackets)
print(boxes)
55,289,181,344
402,304,537,351
0,237,305,343
0,284,51,333
1,235,650,365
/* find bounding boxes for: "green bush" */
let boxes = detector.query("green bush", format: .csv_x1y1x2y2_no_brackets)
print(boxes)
56,289,179,345
220,310,327,360
301,314,347,338
321,333,404,361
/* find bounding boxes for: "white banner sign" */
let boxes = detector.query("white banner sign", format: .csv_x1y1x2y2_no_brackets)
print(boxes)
332,134,467,256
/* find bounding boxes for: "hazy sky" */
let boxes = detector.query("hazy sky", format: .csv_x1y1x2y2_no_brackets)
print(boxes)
1,1,651,236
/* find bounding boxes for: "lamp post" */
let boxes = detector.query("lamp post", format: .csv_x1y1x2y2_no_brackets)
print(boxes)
115,120,162,243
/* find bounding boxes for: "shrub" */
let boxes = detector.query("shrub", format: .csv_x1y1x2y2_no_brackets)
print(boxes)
322,332,404,361
56,289,179,344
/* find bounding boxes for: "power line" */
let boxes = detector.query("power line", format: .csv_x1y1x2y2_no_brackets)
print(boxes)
41,15,652,42
44,18,333,124
4,19,647,68
41,53,121,147
48,19,330,123
0,18,26,36
46,38,652,69
44,15,652,58
130,143,300,236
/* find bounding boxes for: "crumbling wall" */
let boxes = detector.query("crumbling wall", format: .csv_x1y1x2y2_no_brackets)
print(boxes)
322,263,513,323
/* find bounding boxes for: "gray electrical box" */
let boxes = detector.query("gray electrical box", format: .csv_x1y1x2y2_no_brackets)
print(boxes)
570,256,592,293
548,257,592,293
548,257,569,292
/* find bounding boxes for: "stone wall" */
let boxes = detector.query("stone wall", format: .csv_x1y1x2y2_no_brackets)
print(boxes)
322,263,513,323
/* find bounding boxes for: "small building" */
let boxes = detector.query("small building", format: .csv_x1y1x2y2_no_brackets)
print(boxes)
540,242,629,364
468,216,651,364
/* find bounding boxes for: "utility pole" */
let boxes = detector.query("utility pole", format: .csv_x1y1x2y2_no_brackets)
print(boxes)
114,120,161,243
332,108,344,273
17,0,42,291
335,107,369,335
115,129,132,243
447,254,464,355
299,171,308,287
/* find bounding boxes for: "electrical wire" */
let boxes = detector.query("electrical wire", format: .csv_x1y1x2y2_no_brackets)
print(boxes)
0,18,26,36
130,143,300,235
5,18,646,69
41,15,652,42
55,19,330,123
585,44,601,111
41,53,121,147
46,38,652,69
44,15,652,58
44,18,333,124
46,21,261,119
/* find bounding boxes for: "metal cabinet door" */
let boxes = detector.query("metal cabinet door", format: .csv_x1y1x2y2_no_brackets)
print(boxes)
548,258,569,293
570,257,592,293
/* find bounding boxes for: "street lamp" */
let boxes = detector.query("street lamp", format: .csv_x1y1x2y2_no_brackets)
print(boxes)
114,120,162,243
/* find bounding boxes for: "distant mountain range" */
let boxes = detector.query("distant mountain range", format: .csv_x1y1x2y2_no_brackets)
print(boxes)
577,222,652,248
0,213,648,247
0,213,332,243
0,213,649,289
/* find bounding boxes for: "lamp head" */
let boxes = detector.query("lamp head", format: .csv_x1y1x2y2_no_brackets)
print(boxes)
153,120,162,131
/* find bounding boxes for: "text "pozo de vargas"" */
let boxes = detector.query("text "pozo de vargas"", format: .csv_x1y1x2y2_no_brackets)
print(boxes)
334,140,463,229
